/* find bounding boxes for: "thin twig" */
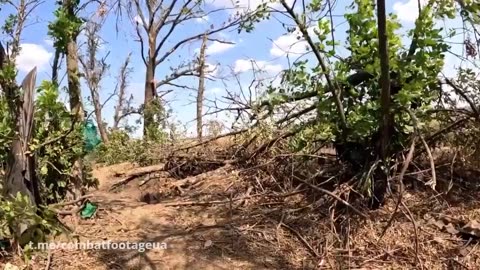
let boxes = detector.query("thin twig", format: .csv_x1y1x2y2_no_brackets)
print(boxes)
44,249,52,270
281,223,321,258
378,136,416,240
295,178,368,218
408,109,437,190
401,201,423,269
49,194,94,207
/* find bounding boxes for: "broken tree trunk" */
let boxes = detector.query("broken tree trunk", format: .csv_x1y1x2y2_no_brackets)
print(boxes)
0,43,42,239
3,67,42,206
197,33,208,142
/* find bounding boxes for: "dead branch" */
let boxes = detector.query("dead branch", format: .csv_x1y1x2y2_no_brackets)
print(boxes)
110,164,166,190
113,52,133,129
45,249,52,270
50,194,94,207
378,136,416,240
161,193,260,207
279,0,347,130
401,201,423,269
79,18,110,142
443,78,480,119
197,33,208,141
409,109,437,190
280,223,321,258
173,126,254,152
295,178,368,218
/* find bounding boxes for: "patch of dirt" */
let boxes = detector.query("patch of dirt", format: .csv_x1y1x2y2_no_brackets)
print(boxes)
31,163,276,270
4,154,480,270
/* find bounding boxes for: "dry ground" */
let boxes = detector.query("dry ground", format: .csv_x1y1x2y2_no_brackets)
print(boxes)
2,150,480,269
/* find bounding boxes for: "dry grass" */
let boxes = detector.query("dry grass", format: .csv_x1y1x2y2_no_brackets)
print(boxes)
2,142,480,269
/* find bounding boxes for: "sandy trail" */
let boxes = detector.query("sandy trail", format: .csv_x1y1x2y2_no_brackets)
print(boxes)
43,163,271,270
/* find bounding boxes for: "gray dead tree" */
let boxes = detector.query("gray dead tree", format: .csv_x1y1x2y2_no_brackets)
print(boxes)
196,33,208,141
79,19,110,143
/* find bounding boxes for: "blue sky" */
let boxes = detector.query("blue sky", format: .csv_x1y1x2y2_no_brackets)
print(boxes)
0,0,471,137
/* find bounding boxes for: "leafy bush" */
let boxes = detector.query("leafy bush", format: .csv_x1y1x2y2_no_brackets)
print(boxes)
32,81,98,204
94,130,146,165
0,80,96,250
0,191,62,249
94,129,171,166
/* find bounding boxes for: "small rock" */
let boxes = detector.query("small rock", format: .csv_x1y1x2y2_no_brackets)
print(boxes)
204,240,213,248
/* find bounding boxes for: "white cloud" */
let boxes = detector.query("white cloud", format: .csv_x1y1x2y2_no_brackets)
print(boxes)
205,62,219,76
206,41,236,55
393,0,427,23
16,43,53,72
270,27,317,57
234,59,283,74
195,15,209,23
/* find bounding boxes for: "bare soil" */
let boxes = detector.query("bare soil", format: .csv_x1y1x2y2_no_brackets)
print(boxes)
3,154,480,269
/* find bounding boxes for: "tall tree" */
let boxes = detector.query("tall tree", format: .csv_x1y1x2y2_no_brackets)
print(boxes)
196,33,208,141
48,0,87,198
123,0,243,139
112,53,136,130
79,18,110,143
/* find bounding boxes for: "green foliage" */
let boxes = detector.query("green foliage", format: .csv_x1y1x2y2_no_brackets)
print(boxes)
0,191,63,251
0,80,96,253
94,130,158,166
1,14,17,36
94,130,136,165
32,81,98,203
0,98,12,162
143,97,170,142
251,0,451,152
48,0,84,53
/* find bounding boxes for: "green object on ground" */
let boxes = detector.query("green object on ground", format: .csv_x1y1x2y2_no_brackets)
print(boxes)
80,201,97,219
84,119,101,152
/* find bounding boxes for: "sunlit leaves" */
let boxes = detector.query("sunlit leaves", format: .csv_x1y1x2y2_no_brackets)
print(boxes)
48,2,85,53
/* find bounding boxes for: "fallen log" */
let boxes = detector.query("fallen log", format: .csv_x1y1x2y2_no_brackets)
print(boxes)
110,164,166,191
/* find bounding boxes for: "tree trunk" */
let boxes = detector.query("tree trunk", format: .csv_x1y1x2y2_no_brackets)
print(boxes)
371,0,392,209
196,34,208,142
0,61,42,239
143,58,156,139
91,88,109,143
51,49,61,85
377,0,392,161
64,0,85,199
66,42,84,120
3,67,41,203
113,53,131,130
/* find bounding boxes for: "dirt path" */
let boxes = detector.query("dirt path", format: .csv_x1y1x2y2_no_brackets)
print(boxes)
43,163,277,270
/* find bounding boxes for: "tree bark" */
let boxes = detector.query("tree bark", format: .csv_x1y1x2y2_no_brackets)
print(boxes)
371,0,393,209
113,53,132,130
2,67,41,206
64,0,85,199
377,0,392,160
196,34,208,141
143,58,156,138
91,88,109,143
79,20,110,143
